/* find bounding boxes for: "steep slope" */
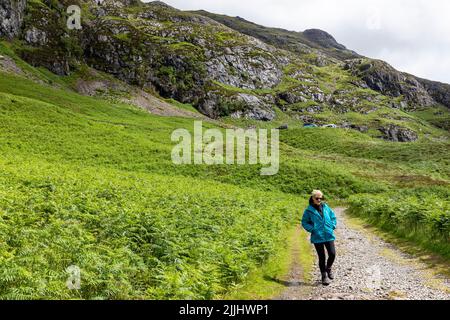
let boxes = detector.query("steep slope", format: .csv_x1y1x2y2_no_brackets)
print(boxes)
0,0,449,142
11,0,291,120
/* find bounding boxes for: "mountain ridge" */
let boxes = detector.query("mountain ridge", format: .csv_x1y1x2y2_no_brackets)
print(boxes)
190,9,360,61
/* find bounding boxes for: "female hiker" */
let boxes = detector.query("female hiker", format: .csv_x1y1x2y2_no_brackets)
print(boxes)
301,190,337,286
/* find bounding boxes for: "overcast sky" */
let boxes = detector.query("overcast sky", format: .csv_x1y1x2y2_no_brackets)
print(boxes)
145,0,450,84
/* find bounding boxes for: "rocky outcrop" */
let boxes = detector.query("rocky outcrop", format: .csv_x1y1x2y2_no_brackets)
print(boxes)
379,124,418,142
344,59,436,108
206,47,284,90
79,1,289,118
230,94,275,121
417,78,450,109
193,10,359,62
0,0,27,39
303,29,346,50
278,91,308,105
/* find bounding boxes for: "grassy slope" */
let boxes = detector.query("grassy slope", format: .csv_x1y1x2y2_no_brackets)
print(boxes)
0,70,392,198
0,71,309,299
0,42,448,299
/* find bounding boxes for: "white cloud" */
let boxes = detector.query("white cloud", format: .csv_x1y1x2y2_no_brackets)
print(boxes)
144,0,450,84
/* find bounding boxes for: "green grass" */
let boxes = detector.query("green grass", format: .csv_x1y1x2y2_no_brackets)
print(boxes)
221,225,314,300
280,127,450,180
297,228,315,283
164,98,200,114
220,227,298,300
0,153,302,299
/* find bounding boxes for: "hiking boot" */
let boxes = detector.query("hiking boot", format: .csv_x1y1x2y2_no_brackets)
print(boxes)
326,268,334,280
321,272,330,286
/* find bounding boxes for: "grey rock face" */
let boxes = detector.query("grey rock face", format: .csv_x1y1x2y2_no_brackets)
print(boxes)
4,0,448,126
379,124,418,142
233,93,275,121
0,0,27,39
297,115,322,125
418,78,450,109
0,54,24,75
79,1,289,119
278,91,307,105
197,91,220,118
277,85,325,108
206,50,283,90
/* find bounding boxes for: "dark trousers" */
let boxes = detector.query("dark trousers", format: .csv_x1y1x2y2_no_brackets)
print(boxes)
313,241,336,273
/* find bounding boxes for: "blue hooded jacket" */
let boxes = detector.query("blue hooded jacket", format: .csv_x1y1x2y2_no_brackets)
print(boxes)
301,202,337,244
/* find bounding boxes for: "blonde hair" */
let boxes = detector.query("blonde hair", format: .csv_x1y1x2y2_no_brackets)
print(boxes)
311,190,323,198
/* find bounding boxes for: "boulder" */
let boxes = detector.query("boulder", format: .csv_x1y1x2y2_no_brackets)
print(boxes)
305,105,323,114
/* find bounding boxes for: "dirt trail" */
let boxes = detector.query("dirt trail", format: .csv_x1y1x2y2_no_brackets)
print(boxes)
278,207,450,300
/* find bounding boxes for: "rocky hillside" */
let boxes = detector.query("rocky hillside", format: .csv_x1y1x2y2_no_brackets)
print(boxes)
197,10,450,110
0,0,449,140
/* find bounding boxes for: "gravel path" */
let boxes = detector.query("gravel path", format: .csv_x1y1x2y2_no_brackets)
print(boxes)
279,207,450,300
